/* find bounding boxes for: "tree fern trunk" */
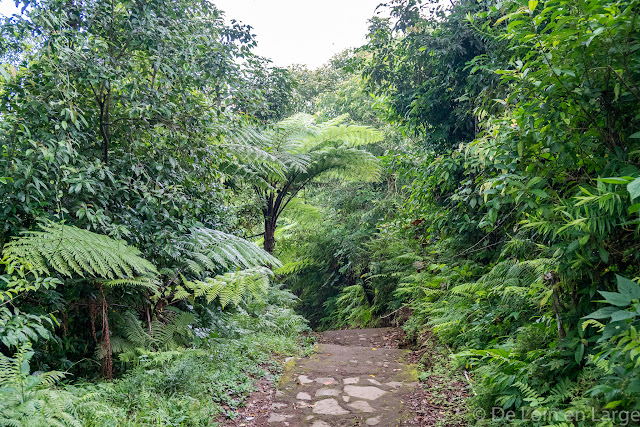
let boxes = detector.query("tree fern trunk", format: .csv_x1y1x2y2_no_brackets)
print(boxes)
264,218,276,254
100,286,113,379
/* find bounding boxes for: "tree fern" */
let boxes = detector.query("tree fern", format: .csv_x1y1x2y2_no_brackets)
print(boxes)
181,228,281,274
2,222,157,280
175,267,272,308
241,113,383,252
332,284,374,328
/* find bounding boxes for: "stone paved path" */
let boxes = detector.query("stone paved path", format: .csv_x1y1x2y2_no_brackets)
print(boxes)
269,328,419,427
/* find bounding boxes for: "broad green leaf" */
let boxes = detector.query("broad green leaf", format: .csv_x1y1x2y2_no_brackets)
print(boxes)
627,178,640,200
574,343,584,363
0,66,10,81
599,177,632,184
604,401,623,409
528,0,538,12
610,310,636,322
598,247,609,263
599,291,632,307
578,234,590,246
530,189,547,198
616,275,640,299
584,306,617,319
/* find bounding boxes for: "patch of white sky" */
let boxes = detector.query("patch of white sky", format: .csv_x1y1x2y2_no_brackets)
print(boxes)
0,0,389,69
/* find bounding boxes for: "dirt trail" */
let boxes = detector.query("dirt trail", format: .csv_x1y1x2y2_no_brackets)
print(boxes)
268,328,419,427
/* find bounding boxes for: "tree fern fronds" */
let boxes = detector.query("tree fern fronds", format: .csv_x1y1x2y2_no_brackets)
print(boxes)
3,222,157,279
547,377,577,402
500,286,530,303
221,141,285,180
176,267,272,308
474,258,557,294
182,228,281,273
275,259,314,275
111,310,197,360
450,281,483,296
101,277,158,290
308,123,384,149
587,354,614,374
120,312,154,350
299,147,381,183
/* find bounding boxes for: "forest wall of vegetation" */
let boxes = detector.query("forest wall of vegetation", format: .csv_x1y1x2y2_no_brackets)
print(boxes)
1,0,639,425
277,0,640,424
0,1,313,424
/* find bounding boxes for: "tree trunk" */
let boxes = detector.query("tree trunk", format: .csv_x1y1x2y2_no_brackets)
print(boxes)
552,286,566,340
544,271,566,340
264,217,276,254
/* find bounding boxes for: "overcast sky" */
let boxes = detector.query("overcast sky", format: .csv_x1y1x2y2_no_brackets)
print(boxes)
0,0,386,69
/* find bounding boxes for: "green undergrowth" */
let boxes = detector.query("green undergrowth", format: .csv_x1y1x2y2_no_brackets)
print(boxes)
0,280,312,426
68,334,311,426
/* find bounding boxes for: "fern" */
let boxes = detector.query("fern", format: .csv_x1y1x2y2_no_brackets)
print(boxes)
181,228,281,274
0,344,82,426
332,284,374,328
176,267,272,308
110,310,196,362
448,258,556,306
2,222,157,280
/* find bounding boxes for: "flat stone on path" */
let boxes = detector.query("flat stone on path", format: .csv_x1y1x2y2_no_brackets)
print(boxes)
348,400,376,412
315,388,340,397
366,415,382,425
312,398,350,415
343,385,387,400
269,327,419,425
298,375,313,384
268,413,293,422
386,381,403,388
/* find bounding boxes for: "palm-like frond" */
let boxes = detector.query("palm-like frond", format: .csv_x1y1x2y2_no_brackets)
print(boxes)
181,228,281,274
2,222,157,279
296,146,382,183
176,266,272,308
450,258,556,301
258,114,383,179
221,126,286,181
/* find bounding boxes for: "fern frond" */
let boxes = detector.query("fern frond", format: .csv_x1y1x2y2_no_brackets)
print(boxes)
179,267,272,308
3,222,157,279
182,228,281,274
102,277,158,289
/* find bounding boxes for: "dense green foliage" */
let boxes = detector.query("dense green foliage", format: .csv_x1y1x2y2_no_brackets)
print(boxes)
2,0,640,425
270,0,640,425
0,0,316,424
359,0,640,424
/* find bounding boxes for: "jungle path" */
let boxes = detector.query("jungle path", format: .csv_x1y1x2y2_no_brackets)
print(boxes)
268,328,419,426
